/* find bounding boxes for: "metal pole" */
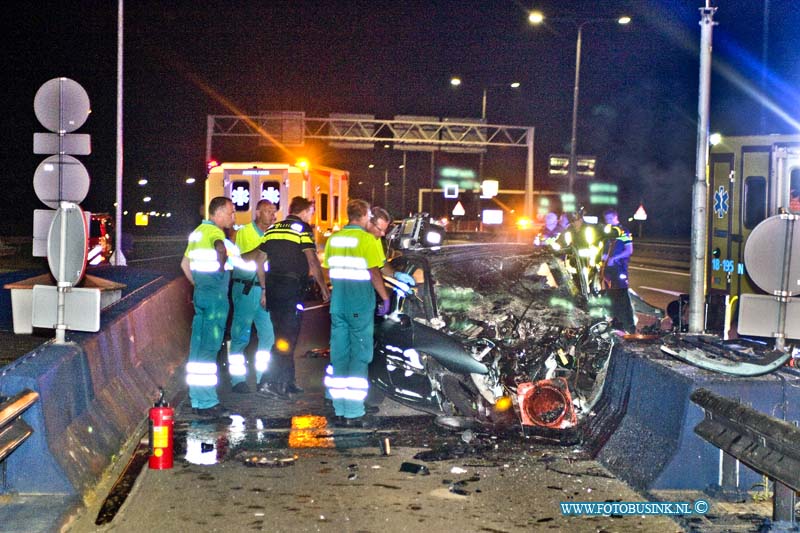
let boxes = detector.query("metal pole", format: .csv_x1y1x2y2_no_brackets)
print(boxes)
383,168,388,208
480,88,487,227
759,0,770,134
55,79,67,344
569,25,583,197
114,0,124,266
401,151,407,216
205,115,214,166
525,127,535,219
429,151,435,214
774,481,796,525
688,3,716,334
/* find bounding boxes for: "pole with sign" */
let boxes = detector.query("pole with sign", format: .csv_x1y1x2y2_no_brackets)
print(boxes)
633,203,647,238
32,78,100,343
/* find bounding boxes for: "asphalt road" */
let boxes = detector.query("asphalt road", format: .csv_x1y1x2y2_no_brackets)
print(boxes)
62,305,683,533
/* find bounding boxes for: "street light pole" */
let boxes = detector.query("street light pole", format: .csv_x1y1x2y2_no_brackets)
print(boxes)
384,168,389,208
529,12,630,197
401,152,407,216
568,23,584,198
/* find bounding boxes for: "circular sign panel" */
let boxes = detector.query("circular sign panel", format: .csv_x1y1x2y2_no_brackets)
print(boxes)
47,204,88,285
33,155,90,209
743,215,800,296
34,78,91,133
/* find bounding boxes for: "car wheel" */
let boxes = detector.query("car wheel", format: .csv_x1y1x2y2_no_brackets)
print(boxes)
440,374,478,418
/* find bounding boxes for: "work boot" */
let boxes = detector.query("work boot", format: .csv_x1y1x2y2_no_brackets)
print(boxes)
284,382,304,395
192,404,231,418
257,382,287,399
344,414,377,429
231,382,250,394
328,415,346,427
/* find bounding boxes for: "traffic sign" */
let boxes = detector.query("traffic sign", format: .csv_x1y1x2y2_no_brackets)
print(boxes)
33,132,91,155
33,208,91,257
33,155,90,208
32,77,93,344
480,179,499,198
46,204,88,285
34,78,90,133
444,184,459,198
744,215,800,296
31,285,100,332
633,204,648,221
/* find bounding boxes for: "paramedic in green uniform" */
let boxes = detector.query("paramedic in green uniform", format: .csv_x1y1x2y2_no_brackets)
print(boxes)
180,196,236,417
228,200,276,393
323,199,391,428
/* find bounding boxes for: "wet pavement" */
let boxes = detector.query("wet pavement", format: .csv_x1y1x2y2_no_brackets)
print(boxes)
61,305,685,533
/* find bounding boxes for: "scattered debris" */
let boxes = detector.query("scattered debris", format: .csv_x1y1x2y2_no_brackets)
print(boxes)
399,462,430,475
450,466,467,474
240,452,298,468
379,437,391,456
429,487,468,500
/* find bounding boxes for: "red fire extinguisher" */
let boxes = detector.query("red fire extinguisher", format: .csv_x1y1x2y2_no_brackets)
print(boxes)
149,388,174,470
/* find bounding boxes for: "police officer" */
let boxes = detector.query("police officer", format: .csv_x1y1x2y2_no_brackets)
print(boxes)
180,196,236,417
601,208,636,333
258,196,329,398
228,200,276,394
323,199,391,428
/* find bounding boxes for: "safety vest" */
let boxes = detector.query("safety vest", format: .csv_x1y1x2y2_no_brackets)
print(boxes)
185,221,235,273
324,226,383,282
233,221,266,277
561,224,601,267
323,225,384,312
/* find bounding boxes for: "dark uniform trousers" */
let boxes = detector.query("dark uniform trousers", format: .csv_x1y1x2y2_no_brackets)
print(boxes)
263,272,308,385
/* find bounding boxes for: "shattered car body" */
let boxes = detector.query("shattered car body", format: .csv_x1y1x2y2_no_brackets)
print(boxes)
371,241,617,436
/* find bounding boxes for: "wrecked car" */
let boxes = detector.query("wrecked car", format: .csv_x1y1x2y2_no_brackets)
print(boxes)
370,217,617,437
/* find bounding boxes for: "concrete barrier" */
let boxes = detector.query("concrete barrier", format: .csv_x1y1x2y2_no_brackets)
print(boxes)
0,273,192,495
589,342,800,491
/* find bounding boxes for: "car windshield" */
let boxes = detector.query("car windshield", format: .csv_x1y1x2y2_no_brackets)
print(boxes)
389,245,590,336
431,248,587,330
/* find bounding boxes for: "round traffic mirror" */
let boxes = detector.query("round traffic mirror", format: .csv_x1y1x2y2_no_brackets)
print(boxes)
34,78,91,133
33,155,90,209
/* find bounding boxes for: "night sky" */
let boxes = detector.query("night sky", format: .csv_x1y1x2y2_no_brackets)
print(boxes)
3,0,798,236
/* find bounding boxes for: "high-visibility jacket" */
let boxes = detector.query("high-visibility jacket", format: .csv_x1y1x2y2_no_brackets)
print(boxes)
233,221,266,279
323,225,384,314
184,221,234,274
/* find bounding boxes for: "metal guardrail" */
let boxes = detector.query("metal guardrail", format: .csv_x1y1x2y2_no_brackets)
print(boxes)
691,388,799,526
0,389,39,464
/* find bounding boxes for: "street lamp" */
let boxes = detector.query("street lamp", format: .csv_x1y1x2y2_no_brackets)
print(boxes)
482,82,520,121
450,77,521,121
450,77,521,189
529,11,630,196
